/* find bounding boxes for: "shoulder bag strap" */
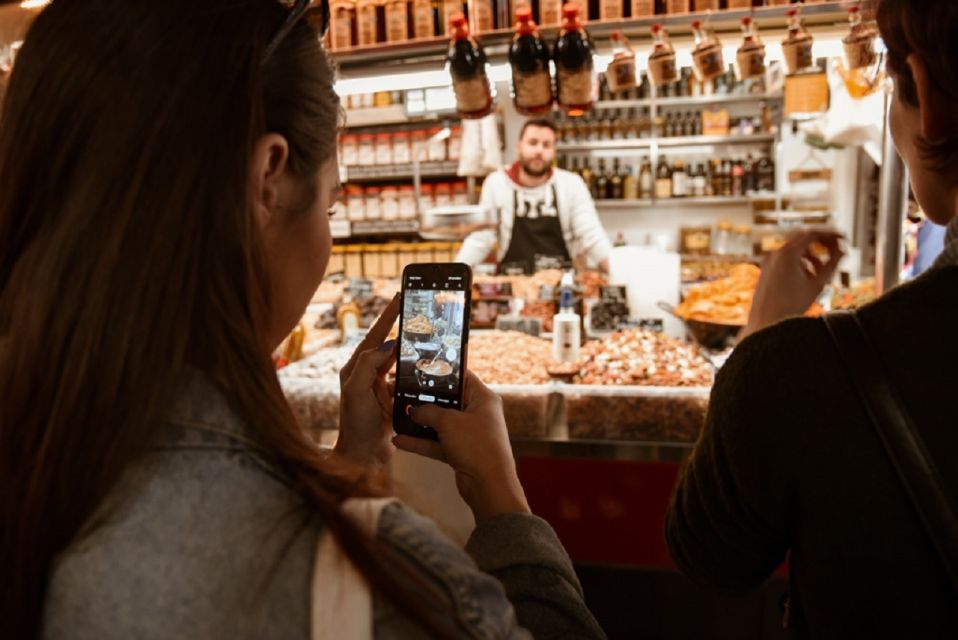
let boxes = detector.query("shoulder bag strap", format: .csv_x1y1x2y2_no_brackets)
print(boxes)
823,310,958,592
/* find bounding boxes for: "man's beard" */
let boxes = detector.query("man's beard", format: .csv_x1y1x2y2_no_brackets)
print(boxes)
520,158,550,178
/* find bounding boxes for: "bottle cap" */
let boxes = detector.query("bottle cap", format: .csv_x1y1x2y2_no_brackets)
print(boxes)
741,17,752,28
450,12,469,39
561,2,582,29
786,8,797,18
515,5,537,35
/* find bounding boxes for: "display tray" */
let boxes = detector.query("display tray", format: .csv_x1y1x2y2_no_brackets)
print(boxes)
489,384,560,439
560,384,711,443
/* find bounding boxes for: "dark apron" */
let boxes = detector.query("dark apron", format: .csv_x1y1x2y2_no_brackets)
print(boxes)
498,184,572,275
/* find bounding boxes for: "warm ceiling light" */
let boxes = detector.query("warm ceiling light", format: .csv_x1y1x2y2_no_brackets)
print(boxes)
20,0,51,9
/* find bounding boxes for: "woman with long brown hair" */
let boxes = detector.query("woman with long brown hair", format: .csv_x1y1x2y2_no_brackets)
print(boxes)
0,1,605,638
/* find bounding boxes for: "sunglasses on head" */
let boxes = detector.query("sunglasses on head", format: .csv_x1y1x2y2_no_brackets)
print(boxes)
262,0,330,65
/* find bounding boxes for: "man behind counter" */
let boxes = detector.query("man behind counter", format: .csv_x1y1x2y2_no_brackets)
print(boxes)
456,118,612,274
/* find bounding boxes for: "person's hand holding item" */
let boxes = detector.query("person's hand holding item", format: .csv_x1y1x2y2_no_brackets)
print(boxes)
335,294,400,468
741,230,845,340
393,373,531,524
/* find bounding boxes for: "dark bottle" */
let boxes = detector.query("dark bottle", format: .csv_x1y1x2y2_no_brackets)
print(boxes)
554,3,595,116
580,159,596,197
721,159,733,196
693,111,703,136
756,153,776,191
743,154,756,193
610,158,624,199
596,159,610,199
509,6,554,116
731,160,745,196
665,113,676,137
655,156,673,200
446,13,493,119
639,159,654,199
709,159,720,197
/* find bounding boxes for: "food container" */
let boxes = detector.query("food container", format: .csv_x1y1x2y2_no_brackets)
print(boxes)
380,244,399,277
385,0,408,43
680,225,712,256
363,245,382,277
375,133,392,165
398,185,417,219
392,131,412,164
736,17,766,81
606,32,636,94
356,0,379,46
600,0,622,20
667,0,689,13
691,21,725,83
447,126,462,162
782,8,814,75
632,0,654,17
648,24,678,87
427,127,447,162
411,128,428,159
419,182,436,211
412,0,433,39
381,185,399,220
452,181,469,206
357,133,376,166
340,134,359,166
490,384,557,438
842,6,877,70
434,182,452,207
364,186,382,220
331,0,356,51
563,384,711,443
346,185,365,221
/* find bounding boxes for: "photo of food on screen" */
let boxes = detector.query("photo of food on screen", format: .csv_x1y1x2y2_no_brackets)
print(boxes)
396,289,465,399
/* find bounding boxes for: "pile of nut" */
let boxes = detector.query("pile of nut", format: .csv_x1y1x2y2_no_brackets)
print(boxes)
575,329,713,387
468,331,553,385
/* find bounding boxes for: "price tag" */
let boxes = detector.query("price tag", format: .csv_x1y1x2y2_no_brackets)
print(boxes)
495,317,542,337
599,285,628,304
347,278,374,298
619,318,664,332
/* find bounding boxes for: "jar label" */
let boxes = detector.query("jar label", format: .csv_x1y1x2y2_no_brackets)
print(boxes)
648,52,677,86
693,46,724,81
513,69,553,110
557,68,593,108
453,75,492,115
607,57,636,93
737,48,766,80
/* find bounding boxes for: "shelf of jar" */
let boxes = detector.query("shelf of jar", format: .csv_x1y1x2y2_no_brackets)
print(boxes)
331,219,421,240
557,133,775,151
330,2,849,69
591,92,785,111
343,161,460,182
594,196,752,209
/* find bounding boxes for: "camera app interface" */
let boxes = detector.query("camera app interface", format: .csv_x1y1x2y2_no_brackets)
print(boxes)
396,274,467,418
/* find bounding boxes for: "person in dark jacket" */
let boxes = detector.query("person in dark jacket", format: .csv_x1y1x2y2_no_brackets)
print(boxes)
666,0,958,636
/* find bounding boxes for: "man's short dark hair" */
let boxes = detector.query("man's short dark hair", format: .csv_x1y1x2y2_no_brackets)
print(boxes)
519,117,557,140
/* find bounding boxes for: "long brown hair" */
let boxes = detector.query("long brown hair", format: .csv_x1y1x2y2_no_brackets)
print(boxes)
0,1,456,637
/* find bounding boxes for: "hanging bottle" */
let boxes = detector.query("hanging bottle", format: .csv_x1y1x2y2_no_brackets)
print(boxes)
842,6,877,70
554,3,595,116
509,6,554,115
647,24,677,87
691,19,724,83
446,12,494,119
606,32,637,95
782,8,814,75
736,17,765,81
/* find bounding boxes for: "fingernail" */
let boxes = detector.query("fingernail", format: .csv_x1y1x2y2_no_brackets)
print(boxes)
378,339,396,353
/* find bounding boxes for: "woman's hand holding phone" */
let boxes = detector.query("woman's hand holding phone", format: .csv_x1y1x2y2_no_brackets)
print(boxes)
335,294,400,468
393,373,531,524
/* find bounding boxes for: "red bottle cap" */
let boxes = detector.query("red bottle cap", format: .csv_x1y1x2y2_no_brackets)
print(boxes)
786,8,797,18
515,5,537,35
691,20,702,30
450,12,469,39
610,31,622,42
651,23,663,35
741,17,752,28
561,2,582,29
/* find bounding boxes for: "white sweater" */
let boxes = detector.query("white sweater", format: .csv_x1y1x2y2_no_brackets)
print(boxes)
455,167,613,268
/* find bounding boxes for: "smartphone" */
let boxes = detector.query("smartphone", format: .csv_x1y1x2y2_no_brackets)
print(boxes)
393,263,473,440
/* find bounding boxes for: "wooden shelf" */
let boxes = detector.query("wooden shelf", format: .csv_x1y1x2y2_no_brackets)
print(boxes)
591,92,784,111
343,161,460,182
595,196,751,209
557,133,775,151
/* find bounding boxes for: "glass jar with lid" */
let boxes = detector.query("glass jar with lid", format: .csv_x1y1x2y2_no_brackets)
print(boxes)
381,185,400,220
331,0,356,51
714,220,733,255
356,0,379,46
375,133,393,165
340,134,359,166
357,134,376,166
447,126,462,161
434,182,452,207
364,186,382,220
385,0,408,44
346,185,366,221
452,180,469,205
419,183,436,211
398,185,417,219
392,131,412,164
427,127,447,162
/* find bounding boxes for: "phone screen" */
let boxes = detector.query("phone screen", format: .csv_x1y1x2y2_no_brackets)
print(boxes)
393,263,472,440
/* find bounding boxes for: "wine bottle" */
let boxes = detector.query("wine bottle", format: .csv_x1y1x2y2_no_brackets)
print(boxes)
736,17,766,81
446,13,494,119
596,159,609,200
655,156,672,199
554,2,595,116
509,6,554,115
610,158,624,199
639,159,653,199
647,24,678,87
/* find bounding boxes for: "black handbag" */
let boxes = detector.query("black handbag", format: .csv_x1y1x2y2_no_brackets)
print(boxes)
823,310,958,593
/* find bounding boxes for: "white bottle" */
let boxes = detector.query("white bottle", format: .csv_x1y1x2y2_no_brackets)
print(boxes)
552,272,581,363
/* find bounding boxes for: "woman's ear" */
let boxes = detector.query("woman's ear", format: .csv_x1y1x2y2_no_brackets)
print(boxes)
249,133,291,230
906,53,953,143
